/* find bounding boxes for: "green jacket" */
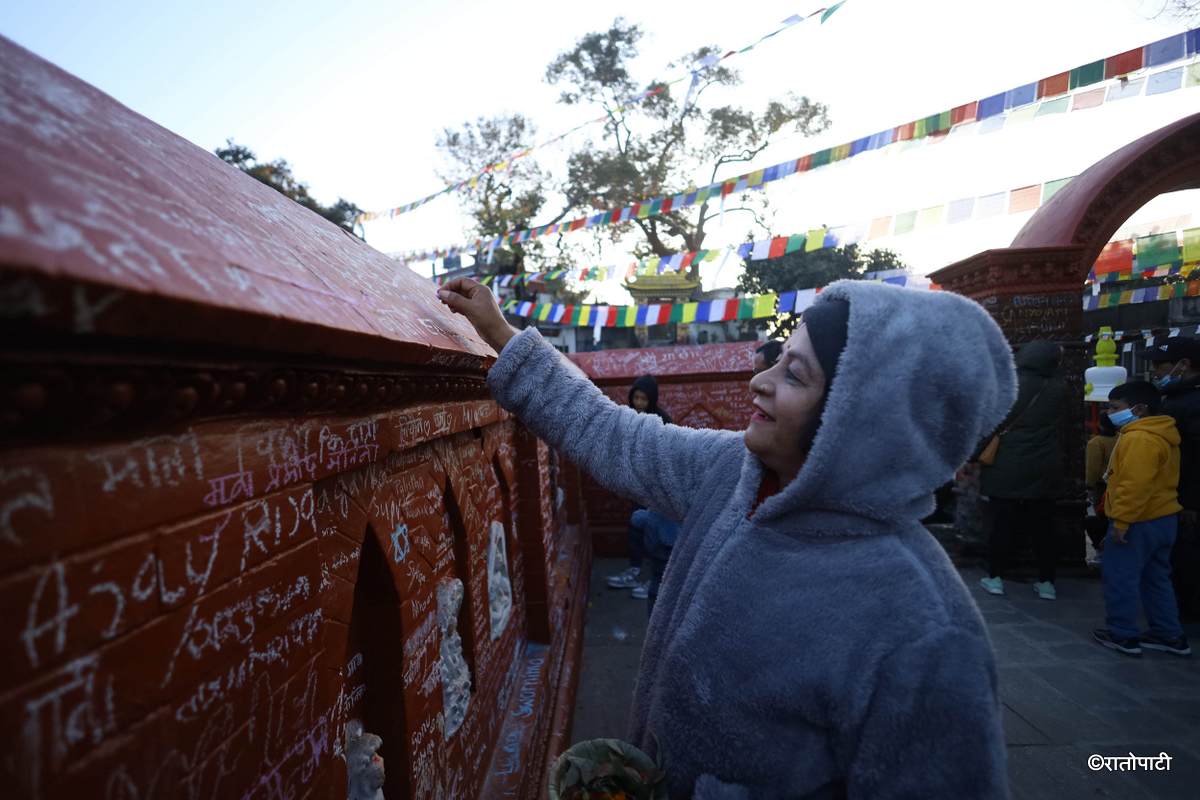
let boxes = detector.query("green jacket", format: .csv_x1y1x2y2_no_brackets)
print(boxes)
980,340,1066,499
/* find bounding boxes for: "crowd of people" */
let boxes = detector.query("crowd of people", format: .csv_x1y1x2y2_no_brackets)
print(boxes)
967,336,1196,657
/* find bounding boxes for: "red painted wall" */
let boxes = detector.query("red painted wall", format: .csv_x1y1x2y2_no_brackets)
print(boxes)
569,342,757,555
0,37,588,800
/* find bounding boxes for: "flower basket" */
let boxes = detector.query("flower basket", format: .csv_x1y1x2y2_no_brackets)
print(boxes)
547,738,668,800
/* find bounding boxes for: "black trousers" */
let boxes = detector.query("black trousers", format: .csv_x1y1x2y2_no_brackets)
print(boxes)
988,497,1057,583
1172,513,1200,620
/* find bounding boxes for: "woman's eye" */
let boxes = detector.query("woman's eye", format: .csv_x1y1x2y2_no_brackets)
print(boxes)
786,371,804,385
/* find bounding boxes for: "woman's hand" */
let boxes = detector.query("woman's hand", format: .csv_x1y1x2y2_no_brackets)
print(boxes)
436,278,517,353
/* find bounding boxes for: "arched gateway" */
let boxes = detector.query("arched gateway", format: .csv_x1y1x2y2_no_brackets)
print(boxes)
929,112,1200,555
931,112,1200,342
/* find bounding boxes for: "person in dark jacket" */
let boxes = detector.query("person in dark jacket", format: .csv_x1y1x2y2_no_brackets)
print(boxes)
1151,337,1200,620
439,276,1013,798
979,339,1067,601
753,340,783,373
607,375,674,597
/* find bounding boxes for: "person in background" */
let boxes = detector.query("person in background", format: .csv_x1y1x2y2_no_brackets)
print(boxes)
1084,414,1118,565
753,339,783,373
979,340,1066,601
607,375,673,596
628,508,680,614
1093,381,1190,657
1150,337,1200,621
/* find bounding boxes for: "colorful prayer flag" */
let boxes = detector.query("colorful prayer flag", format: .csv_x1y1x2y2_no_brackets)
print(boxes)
752,294,778,318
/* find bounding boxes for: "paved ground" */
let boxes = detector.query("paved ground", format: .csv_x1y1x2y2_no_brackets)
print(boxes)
571,556,1200,798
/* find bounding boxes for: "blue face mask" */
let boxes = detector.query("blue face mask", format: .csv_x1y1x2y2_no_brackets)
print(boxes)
1153,375,1178,390
1108,408,1137,428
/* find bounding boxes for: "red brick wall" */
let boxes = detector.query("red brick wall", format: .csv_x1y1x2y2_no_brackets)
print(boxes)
0,400,586,800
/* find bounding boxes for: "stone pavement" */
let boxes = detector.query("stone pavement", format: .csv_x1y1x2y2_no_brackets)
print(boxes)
571,556,1200,798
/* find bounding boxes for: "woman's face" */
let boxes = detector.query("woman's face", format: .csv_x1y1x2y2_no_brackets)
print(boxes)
631,389,650,412
745,325,828,479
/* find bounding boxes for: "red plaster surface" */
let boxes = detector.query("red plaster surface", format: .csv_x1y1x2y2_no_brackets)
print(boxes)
569,344,755,556
0,36,589,800
0,36,489,366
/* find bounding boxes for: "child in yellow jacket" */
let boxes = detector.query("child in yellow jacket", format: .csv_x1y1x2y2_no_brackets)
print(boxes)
1094,381,1191,656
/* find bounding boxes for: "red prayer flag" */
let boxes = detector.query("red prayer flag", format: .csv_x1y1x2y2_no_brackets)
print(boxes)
950,101,978,124
660,197,674,214
1093,240,1134,275
632,202,642,217
722,181,736,196
609,208,622,223
604,307,617,327
681,251,697,268
1037,72,1070,98
769,236,788,258
563,305,575,322
797,154,812,172
1008,185,1041,214
1104,48,1143,79
570,217,586,231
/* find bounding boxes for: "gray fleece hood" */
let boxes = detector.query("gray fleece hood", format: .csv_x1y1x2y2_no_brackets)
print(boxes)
750,280,1018,530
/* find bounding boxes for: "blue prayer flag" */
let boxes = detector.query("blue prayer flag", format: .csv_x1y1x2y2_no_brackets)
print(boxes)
1147,67,1183,94
850,136,871,155
779,291,797,313
697,300,713,322
1145,33,1186,66
737,243,753,259
1004,82,1037,109
976,92,1006,120
635,305,648,326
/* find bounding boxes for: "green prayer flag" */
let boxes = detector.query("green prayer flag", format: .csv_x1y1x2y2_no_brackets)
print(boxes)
1183,227,1200,264
1035,96,1070,116
668,303,683,323
786,234,806,253
811,148,832,168
893,210,918,235
648,198,663,216
1069,60,1105,90
1041,177,1072,203
821,0,845,22
1136,232,1182,270
738,298,754,319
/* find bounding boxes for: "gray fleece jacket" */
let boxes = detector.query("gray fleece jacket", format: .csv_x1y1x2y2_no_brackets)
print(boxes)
487,280,1017,799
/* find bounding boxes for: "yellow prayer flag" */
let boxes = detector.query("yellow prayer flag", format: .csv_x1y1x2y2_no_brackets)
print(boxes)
748,169,765,187
752,294,778,318
806,228,826,252
681,303,698,323
1119,290,1133,305
578,306,592,326
1183,227,1200,264
537,304,552,321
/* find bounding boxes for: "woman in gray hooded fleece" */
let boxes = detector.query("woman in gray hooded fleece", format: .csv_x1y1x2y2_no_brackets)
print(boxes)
438,278,1016,799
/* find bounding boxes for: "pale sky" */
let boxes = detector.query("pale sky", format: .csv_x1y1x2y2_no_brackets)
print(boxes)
3,0,1197,304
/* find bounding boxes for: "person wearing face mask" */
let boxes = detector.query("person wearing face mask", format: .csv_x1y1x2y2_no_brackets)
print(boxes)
437,276,1013,798
1092,381,1190,656
1149,337,1200,621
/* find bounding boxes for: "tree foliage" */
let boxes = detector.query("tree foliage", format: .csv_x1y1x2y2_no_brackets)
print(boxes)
737,245,909,336
215,140,362,234
436,114,563,275
546,18,830,270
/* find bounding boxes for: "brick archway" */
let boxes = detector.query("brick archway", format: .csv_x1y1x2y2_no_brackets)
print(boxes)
928,112,1200,552
930,112,1200,343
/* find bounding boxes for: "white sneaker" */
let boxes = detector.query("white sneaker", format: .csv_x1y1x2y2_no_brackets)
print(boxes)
1034,581,1057,601
980,576,1005,595
606,566,641,589
630,581,650,599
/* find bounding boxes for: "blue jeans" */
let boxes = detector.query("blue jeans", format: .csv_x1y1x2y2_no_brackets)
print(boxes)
630,509,679,616
1103,515,1184,641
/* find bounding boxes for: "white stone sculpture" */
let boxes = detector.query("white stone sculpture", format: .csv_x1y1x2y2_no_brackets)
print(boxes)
487,520,513,640
437,578,472,737
345,720,386,800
